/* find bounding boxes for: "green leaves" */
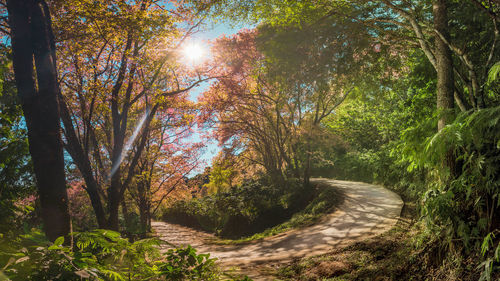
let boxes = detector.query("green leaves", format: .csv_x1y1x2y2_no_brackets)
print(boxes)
481,233,495,256
163,178,307,239
479,233,499,281
0,47,35,235
0,229,223,280
160,245,218,280
54,237,64,247
420,106,500,278
488,62,500,84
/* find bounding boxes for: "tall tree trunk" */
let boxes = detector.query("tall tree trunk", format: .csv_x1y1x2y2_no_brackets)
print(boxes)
121,199,129,232
433,0,455,131
433,0,457,177
107,180,121,231
146,200,151,232
303,157,311,187
302,134,312,188
59,97,108,228
7,0,70,241
137,181,149,234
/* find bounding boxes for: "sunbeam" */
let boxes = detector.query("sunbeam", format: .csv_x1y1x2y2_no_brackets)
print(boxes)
109,109,149,179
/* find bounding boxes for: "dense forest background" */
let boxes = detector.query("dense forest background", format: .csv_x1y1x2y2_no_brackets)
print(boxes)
0,0,499,280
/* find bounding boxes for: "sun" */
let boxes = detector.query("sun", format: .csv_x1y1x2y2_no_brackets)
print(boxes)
182,42,205,63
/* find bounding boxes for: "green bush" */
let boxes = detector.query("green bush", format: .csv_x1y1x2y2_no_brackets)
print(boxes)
162,178,310,238
160,245,218,280
0,229,221,280
227,183,344,243
419,107,500,279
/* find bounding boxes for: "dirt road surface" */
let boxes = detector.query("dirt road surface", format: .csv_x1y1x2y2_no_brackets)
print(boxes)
152,179,403,280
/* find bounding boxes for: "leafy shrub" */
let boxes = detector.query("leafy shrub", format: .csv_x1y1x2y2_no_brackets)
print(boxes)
226,183,344,243
163,178,310,238
322,79,435,201
329,150,380,183
420,107,500,279
0,229,221,280
160,245,218,280
0,56,38,236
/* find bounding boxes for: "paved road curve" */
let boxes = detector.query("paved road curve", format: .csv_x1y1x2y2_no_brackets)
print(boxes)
152,179,403,279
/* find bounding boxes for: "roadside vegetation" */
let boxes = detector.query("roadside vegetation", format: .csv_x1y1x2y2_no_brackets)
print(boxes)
277,207,420,281
162,179,344,243
0,229,220,280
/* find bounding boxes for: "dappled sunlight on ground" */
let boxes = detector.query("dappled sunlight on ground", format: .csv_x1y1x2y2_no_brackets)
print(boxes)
152,179,403,280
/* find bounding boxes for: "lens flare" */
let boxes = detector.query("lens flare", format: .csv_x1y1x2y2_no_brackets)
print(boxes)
109,109,149,179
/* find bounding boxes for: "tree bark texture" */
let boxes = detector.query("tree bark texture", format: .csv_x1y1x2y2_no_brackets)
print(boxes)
7,0,70,241
433,0,458,177
433,0,455,131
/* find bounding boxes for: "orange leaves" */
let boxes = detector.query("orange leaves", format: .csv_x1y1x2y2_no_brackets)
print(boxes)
52,0,214,208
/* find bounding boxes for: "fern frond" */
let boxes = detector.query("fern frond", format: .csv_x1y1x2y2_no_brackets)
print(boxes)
488,61,500,84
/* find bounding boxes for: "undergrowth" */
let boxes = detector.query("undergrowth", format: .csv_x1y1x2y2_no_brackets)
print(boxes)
162,178,344,240
0,229,250,280
212,182,344,245
276,202,499,281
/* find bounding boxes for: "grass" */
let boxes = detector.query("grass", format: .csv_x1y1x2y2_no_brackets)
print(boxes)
274,201,422,280
272,200,496,281
209,182,345,245
276,226,419,280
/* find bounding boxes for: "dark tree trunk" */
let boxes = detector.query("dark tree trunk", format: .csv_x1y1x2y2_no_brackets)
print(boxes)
121,199,129,230
7,0,70,241
433,0,455,131
137,181,149,234
59,97,108,228
146,203,151,232
302,139,311,187
107,164,123,231
433,0,457,176
139,206,147,233
302,136,312,188
107,184,121,231
303,162,311,187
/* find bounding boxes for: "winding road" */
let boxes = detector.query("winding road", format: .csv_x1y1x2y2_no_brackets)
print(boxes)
152,179,403,279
